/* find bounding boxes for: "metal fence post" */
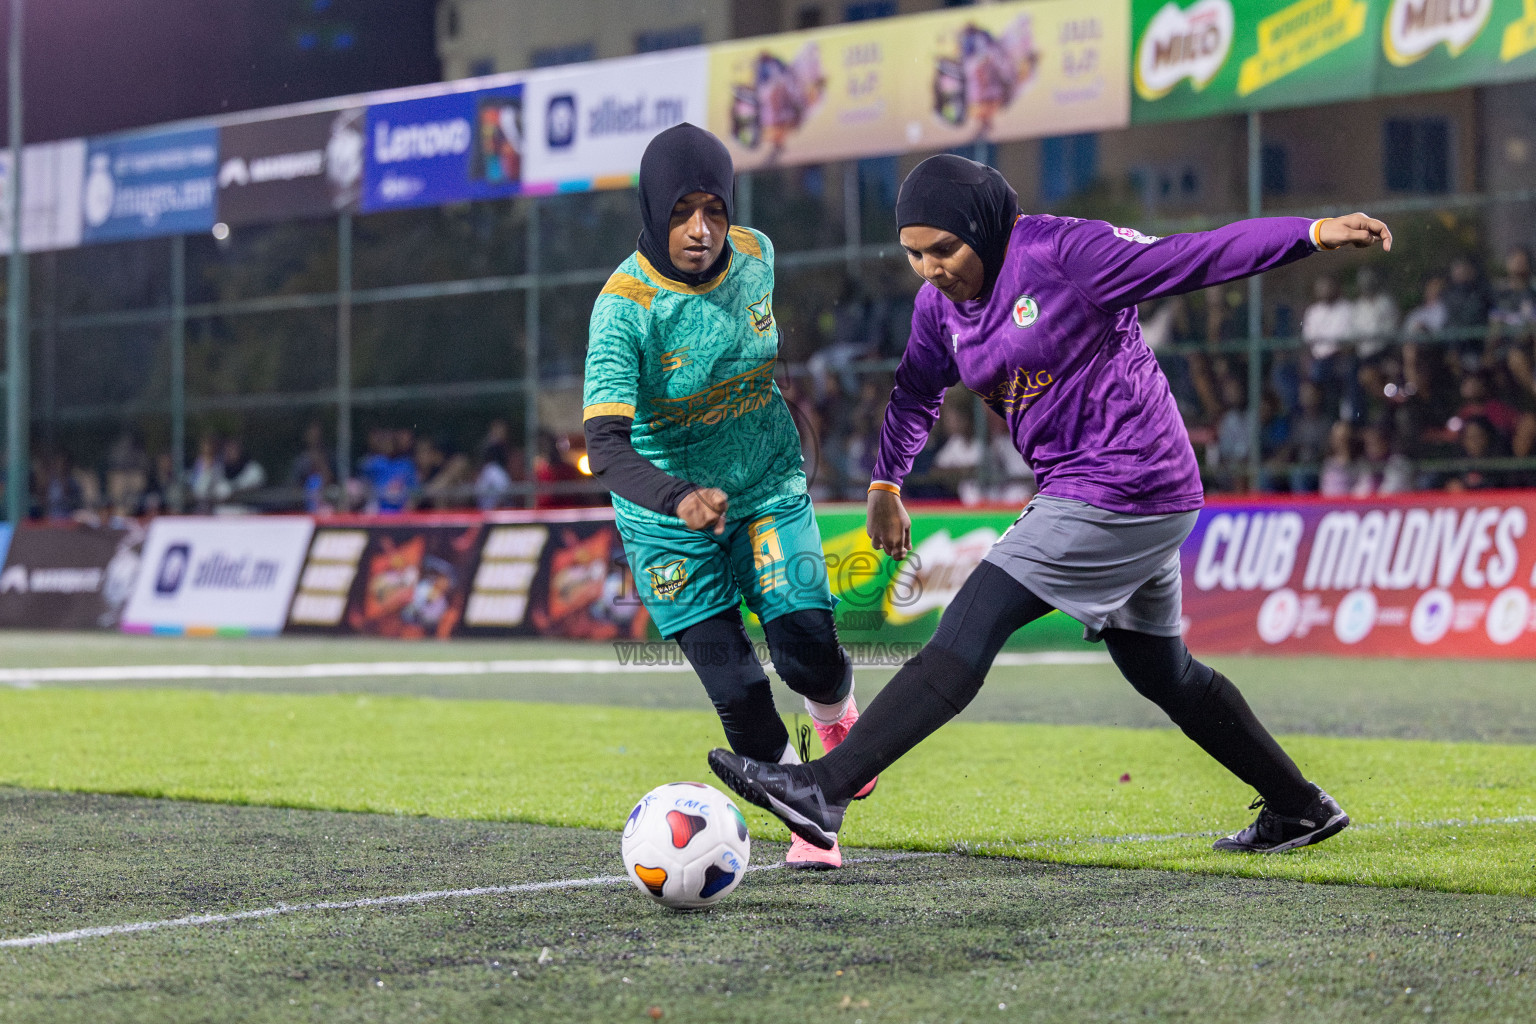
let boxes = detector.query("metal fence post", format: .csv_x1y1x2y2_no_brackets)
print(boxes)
1246,110,1264,492
170,234,186,512
524,199,541,509
5,0,26,525
336,211,353,508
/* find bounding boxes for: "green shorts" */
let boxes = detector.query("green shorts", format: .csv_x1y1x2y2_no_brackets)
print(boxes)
618,493,835,638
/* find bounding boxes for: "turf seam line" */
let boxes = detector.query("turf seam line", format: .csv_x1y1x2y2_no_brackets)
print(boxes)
0,852,946,950
0,652,1108,688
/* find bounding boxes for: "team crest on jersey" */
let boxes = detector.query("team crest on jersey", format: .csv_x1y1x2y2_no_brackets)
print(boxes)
647,559,690,600
1111,225,1160,245
747,293,775,334
1011,294,1040,329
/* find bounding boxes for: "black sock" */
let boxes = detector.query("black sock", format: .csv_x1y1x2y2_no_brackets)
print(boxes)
1103,629,1313,816
1172,671,1314,816
809,644,985,803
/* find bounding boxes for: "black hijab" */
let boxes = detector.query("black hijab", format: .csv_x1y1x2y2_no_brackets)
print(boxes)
637,123,735,286
896,154,1020,295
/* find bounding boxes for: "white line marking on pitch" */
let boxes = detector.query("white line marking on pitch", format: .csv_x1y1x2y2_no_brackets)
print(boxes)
0,852,944,950
0,651,1107,687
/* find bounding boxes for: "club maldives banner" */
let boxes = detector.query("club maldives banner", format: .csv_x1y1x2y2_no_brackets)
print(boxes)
708,0,1128,171
1183,491,1536,657
521,49,708,194
1375,0,1536,94
81,126,219,242
121,517,314,636
362,83,525,213
0,522,143,630
217,108,365,226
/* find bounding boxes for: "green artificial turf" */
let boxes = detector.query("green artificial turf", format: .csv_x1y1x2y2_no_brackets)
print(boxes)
1,688,1532,897
4,790,1536,1024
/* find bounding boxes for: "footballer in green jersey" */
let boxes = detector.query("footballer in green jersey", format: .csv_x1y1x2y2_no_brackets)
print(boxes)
582,124,878,868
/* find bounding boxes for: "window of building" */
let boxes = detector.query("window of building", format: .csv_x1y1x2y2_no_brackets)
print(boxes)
1384,118,1451,194
1040,133,1098,204
531,41,596,69
844,1,896,20
1261,142,1288,196
797,5,824,30
636,24,704,54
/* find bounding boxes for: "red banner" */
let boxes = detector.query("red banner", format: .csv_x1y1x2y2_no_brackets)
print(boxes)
1181,491,1536,658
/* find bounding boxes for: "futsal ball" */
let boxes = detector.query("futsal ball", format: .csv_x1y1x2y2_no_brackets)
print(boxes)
621,782,750,910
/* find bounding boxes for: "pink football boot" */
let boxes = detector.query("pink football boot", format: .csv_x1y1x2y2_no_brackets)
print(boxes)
813,699,878,799
786,833,842,869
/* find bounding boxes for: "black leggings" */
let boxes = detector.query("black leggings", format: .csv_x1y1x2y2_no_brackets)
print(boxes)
672,606,850,762
815,561,1312,813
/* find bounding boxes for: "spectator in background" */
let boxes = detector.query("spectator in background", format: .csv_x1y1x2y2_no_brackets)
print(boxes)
415,435,473,509
1302,274,1353,416
846,377,888,483
1349,266,1399,422
1444,416,1509,492
1402,275,1446,400
474,443,513,510
1443,255,1489,370
1285,381,1334,494
1455,369,1523,447
361,427,415,513
1351,424,1413,496
1319,421,1356,497
218,438,266,505
1488,245,1536,395
1208,375,1250,490
104,429,149,518
187,433,224,513
984,411,1035,505
40,451,84,521
140,451,179,516
1256,390,1291,493
534,432,582,509
289,421,333,511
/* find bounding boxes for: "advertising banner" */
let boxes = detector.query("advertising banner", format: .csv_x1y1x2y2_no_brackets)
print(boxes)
81,126,218,242
362,83,524,213
708,0,1128,171
216,108,364,226
0,140,86,254
121,517,314,635
0,522,143,630
288,520,484,639
1181,492,1536,658
1131,0,1384,123
1375,0,1536,94
522,49,708,193
809,506,1094,652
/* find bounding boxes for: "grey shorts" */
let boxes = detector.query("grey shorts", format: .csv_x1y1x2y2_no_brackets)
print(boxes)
982,494,1198,641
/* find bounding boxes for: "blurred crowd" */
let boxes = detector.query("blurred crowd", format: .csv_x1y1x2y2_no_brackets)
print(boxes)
25,244,1536,521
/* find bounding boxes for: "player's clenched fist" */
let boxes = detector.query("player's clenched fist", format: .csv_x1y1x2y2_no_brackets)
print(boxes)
866,488,912,561
1317,212,1392,252
678,487,729,534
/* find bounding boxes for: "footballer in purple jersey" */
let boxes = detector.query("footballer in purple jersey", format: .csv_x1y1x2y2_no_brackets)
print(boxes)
709,154,1392,855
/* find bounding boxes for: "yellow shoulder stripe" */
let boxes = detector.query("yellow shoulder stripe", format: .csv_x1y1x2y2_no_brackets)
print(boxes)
599,271,657,310
728,225,762,260
583,402,636,421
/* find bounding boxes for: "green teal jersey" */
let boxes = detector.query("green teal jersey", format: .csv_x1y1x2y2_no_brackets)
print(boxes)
583,225,806,526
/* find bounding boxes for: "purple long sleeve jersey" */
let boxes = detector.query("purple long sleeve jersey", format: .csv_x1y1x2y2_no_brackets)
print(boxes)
872,215,1322,514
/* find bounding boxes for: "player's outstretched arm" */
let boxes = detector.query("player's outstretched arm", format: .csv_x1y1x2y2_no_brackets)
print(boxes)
1314,212,1393,252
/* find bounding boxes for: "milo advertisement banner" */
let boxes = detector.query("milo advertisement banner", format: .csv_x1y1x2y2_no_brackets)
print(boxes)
804,506,1092,652
1375,0,1536,95
1182,492,1536,658
1132,0,1383,122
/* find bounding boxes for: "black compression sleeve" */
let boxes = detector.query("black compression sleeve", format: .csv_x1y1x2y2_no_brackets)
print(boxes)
584,415,698,517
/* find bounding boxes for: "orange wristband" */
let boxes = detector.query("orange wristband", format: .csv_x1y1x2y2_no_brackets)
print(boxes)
868,481,901,495
1310,218,1341,251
